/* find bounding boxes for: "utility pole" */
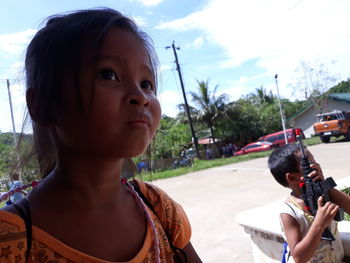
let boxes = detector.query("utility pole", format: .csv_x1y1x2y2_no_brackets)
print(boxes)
166,41,200,159
6,79,17,146
274,75,288,145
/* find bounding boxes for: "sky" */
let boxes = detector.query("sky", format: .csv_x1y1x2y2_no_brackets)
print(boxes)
1,0,350,132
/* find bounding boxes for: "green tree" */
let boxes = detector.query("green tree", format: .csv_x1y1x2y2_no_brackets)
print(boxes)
175,103,199,125
247,86,275,106
189,80,229,153
0,133,17,179
218,87,306,145
151,115,191,159
293,60,338,113
0,133,40,186
259,103,282,134
327,78,350,94
220,99,263,144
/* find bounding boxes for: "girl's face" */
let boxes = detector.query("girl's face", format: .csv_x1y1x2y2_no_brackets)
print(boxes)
55,27,161,158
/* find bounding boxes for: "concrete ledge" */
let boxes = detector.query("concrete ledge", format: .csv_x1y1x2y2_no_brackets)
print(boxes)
237,177,350,263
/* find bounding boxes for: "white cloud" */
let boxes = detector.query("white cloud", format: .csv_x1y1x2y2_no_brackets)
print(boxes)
9,61,25,80
219,58,244,68
130,0,164,7
237,72,270,85
156,0,350,97
185,36,205,49
0,29,36,57
160,64,171,72
219,85,245,101
133,16,147,27
158,90,182,117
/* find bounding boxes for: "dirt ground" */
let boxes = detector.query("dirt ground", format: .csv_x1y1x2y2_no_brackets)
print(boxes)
152,141,350,263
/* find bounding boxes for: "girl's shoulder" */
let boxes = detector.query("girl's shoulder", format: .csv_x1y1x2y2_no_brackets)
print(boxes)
0,206,24,226
132,179,191,248
0,206,26,238
133,179,188,219
0,209,27,259
133,179,172,202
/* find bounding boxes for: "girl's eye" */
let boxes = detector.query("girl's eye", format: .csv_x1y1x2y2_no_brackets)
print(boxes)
97,70,119,81
141,80,155,92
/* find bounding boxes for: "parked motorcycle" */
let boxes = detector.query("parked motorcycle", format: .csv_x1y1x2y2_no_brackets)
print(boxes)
171,156,193,169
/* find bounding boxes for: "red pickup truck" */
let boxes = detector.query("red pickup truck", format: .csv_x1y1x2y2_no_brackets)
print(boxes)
313,110,350,143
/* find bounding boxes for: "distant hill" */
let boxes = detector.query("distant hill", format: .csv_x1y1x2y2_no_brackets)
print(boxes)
0,133,15,146
0,133,33,146
327,78,350,94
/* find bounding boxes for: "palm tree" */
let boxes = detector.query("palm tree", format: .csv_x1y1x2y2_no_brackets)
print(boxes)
248,86,275,106
189,80,228,155
176,103,199,125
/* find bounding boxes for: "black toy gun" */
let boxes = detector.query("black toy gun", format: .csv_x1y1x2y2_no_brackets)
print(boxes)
295,129,344,241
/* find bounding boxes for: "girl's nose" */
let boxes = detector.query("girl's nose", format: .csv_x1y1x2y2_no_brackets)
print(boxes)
126,87,150,107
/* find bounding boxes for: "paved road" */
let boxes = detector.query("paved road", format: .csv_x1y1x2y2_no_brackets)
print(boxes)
152,141,350,263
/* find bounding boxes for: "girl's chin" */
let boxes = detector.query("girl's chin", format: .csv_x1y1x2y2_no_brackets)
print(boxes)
123,147,150,158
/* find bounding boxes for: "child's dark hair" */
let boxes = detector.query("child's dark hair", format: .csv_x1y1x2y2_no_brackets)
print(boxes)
25,8,158,177
268,143,300,187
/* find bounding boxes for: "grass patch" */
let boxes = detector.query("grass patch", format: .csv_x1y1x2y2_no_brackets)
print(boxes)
137,150,273,181
303,136,322,146
341,187,350,221
303,135,345,146
138,136,328,182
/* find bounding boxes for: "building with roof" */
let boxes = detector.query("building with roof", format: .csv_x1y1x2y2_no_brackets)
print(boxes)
288,93,350,138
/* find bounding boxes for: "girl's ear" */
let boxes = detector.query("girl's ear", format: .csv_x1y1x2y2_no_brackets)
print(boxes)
26,88,55,127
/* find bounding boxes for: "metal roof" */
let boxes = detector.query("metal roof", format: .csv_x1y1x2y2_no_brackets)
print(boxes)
287,93,350,122
328,93,350,103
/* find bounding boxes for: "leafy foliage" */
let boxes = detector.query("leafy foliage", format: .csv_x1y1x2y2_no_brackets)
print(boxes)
341,187,350,221
327,78,350,94
184,80,229,155
0,133,40,188
151,115,192,159
1,74,349,177
219,99,263,144
0,133,17,179
293,61,339,113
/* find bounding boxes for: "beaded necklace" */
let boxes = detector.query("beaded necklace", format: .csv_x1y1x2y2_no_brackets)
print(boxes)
289,194,338,236
1,178,161,263
121,178,161,263
289,194,315,222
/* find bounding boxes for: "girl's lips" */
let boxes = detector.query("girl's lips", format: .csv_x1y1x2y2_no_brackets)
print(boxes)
128,113,151,126
128,119,150,128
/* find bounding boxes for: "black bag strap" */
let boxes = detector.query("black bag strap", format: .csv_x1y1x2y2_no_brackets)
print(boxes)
130,180,155,211
12,198,32,262
130,180,187,263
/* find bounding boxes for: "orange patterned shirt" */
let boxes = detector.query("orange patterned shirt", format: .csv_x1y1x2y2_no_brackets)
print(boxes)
0,180,191,262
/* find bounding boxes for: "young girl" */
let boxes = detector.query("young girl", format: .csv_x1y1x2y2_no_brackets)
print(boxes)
268,144,350,263
0,8,202,263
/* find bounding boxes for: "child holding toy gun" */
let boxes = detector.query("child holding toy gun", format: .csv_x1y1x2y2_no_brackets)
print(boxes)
268,143,350,263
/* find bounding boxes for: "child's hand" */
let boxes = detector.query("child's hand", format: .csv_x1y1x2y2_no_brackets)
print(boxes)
303,162,324,182
314,196,339,229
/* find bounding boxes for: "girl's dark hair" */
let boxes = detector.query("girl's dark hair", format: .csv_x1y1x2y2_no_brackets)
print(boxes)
25,8,158,177
268,143,300,187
